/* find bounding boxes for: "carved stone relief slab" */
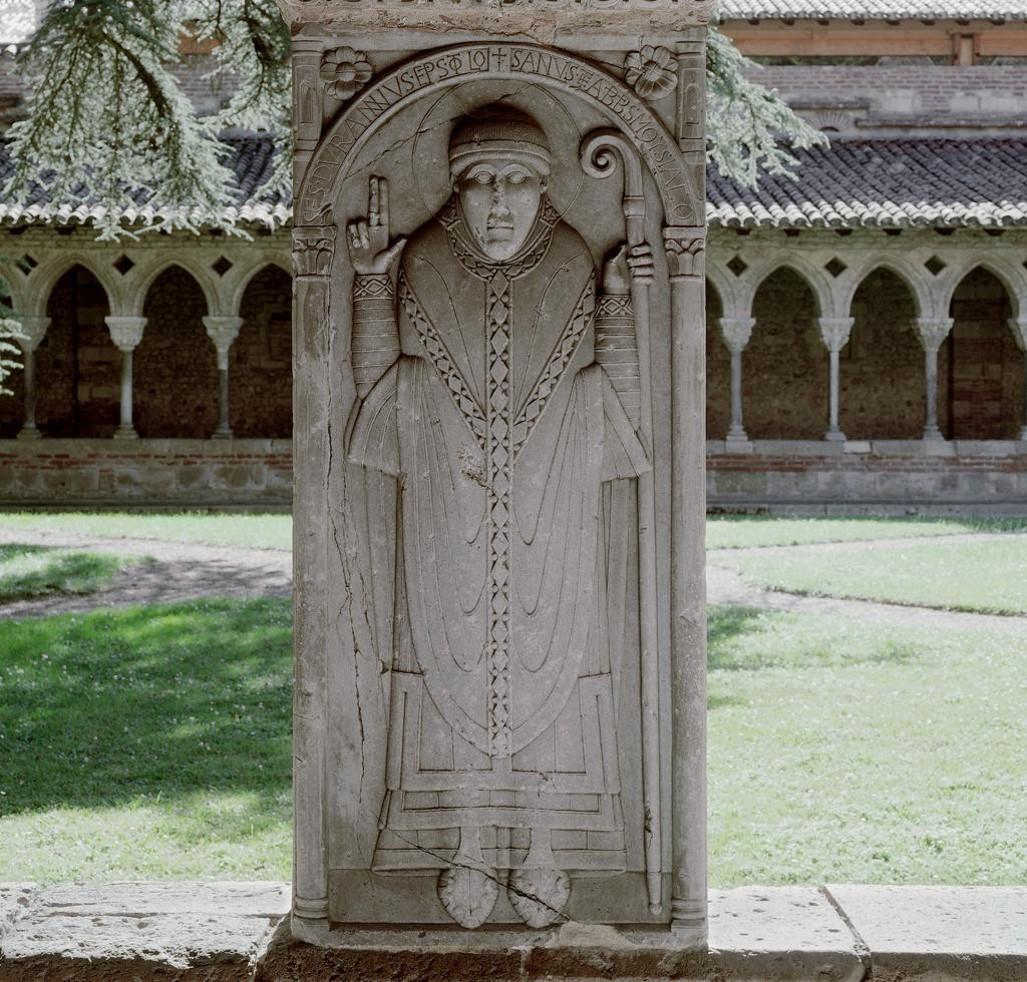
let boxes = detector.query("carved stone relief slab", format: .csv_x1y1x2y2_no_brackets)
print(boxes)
283,0,711,943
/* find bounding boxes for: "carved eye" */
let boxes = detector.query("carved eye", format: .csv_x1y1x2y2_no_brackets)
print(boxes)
473,172,492,185
507,171,527,185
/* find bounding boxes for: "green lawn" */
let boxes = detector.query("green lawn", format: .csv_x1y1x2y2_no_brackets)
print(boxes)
4,511,1026,553
0,543,134,601
735,536,1027,615
0,512,292,551
0,599,292,883
706,515,1027,550
2,597,1024,887
708,605,1027,886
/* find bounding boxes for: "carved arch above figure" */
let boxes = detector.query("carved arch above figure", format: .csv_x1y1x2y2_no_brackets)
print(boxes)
296,42,700,231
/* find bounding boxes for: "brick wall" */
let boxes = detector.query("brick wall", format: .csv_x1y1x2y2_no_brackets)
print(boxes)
946,267,1022,440
749,65,1027,117
840,268,923,439
708,448,1027,513
0,439,292,505
137,266,219,439
745,267,828,439
31,265,119,439
232,264,292,438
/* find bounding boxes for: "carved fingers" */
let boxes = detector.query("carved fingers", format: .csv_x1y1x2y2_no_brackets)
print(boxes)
626,242,655,283
348,176,405,275
602,241,655,295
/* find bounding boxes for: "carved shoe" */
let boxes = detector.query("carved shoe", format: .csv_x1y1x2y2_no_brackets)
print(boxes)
437,864,499,929
507,866,570,928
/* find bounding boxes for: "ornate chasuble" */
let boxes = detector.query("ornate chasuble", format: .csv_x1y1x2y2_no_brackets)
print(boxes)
349,198,649,876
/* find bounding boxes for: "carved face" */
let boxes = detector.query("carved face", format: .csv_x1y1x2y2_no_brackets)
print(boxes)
453,155,548,261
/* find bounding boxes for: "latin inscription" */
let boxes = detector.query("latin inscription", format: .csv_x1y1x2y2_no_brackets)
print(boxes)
300,44,697,226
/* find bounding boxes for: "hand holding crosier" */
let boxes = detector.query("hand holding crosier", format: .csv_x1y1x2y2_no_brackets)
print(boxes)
348,176,406,275
602,241,655,295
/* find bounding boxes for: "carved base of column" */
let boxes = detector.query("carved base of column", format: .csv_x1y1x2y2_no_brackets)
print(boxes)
824,428,846,442
211,427,234,440
670,898,708,949
291,894,330,945
16,425,41,441
1018,426,1027,441
921,426,945,442
113,425,139,440
724,429,752,453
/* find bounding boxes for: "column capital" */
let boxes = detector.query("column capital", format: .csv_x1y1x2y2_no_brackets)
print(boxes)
915,316,954,352
1007,317,1027,352
663,227,706,280
203,315,244,370
293,226,336,277
718,316,755,353
11,315,50,352
105,316,146,352
817,316,854,353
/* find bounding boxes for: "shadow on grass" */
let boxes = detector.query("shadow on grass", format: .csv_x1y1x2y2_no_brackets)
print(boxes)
708,603,924,672
0,598,292,817
0,543,127,601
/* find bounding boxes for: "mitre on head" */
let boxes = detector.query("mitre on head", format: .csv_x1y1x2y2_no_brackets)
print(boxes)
448,104,552,177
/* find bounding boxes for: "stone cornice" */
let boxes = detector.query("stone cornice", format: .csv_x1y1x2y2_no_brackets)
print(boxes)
275,0,716,33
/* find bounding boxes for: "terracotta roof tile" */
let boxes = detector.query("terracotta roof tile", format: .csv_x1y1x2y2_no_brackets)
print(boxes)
2,136,1025,230
718,0,1027,19
707,138,1027,227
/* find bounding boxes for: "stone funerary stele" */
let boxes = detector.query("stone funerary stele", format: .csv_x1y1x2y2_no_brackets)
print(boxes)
278,0,713,944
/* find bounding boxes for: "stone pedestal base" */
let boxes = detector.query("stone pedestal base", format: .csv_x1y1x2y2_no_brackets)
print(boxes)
112,425,139,440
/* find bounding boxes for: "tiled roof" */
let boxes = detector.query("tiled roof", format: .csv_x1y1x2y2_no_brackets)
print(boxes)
0,0,34,44
2,136,1026,230
717,0,1027,18
707,139,1027,228
0,136,291,227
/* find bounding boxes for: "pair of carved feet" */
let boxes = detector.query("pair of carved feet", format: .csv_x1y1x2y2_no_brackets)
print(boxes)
437,865,570,929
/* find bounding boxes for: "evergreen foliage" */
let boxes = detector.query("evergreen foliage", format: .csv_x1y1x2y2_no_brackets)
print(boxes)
3,3,824,237
0,276,22,396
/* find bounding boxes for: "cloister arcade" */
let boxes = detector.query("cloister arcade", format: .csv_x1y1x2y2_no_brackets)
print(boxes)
706,229,1027,448
1,226,1025,509
0,235,292,443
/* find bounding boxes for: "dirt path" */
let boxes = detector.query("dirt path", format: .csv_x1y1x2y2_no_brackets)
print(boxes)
0,528,291,619
2,527,1024,633
705,558,1027,633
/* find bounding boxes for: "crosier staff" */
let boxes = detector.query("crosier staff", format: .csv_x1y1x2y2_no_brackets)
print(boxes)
581,129,663,916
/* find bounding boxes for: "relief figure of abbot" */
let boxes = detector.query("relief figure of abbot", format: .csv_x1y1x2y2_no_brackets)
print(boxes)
346,105,652,929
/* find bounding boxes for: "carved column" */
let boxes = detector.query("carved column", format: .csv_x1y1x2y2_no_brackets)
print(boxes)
718,316,754,447
1009,317,1027,440
203,316,244,439
291,225,335,932
105,316,146,439
14,315,50,440
664,226,707,946
818,316,854,442
915,317,954,441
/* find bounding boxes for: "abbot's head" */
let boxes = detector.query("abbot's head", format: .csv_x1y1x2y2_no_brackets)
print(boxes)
449,105,551,262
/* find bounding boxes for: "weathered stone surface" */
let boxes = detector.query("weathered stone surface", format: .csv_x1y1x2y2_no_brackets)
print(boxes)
709,887,865,982
0,882,288,982
0,885,35,942
826,885,1027,982
259,888,865,980
287,0,711,941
